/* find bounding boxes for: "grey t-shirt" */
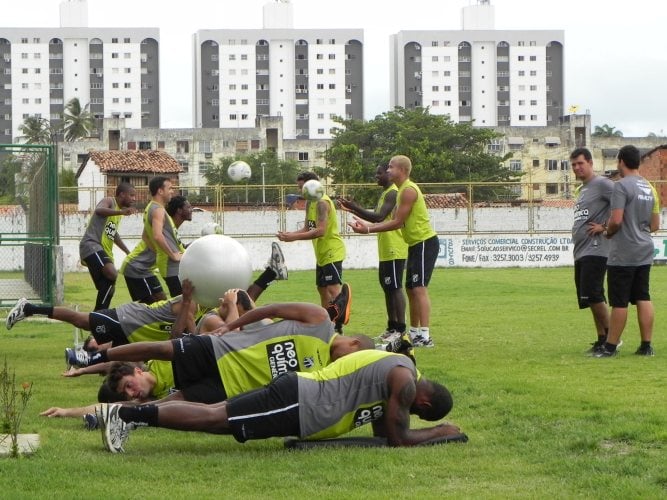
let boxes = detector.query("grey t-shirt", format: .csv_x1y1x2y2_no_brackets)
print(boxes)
608,175,657,266
572,175,614,260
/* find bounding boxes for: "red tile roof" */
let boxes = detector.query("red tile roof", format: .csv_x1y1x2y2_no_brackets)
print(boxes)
77,150,182,178
424,193,469,209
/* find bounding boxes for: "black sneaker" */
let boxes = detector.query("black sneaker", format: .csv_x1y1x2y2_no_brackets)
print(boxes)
634,345,655,356
594,347,618,358
83,413,99,431
331,283,351,333
586,341,605,354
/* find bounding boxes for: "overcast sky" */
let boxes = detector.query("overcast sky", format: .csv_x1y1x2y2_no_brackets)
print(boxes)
3,0,667,137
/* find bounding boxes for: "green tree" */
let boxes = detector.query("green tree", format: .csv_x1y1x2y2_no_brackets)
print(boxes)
323,107,518,202
202,150,301,204
592,124,623,137
0,155,22,202
17,116,57,145
63,98,94,142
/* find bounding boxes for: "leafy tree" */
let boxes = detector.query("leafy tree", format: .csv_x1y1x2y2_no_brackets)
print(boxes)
59,168,78,204
17,116,58,145
323,107,518,202
592,124,623,137
203,150,302,204
63,98,95,142
0,155,22,201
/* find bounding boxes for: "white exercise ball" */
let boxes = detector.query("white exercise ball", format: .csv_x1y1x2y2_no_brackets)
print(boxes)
227,161,252,182
178,234,252,308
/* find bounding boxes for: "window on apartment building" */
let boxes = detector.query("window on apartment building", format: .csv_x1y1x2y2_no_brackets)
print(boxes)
530,55,537,61
112,52,119,58
317,128,325,134
530,70,537,76
518,70,525,76
432,41,438,47
251,140,260,149
112,98,119,103
124,52,131,59
328,83,335,89
229,113,237,120
112,83,119,88
530,115,537,121
112,38,118,43
199,141,211,153
546,184,558,195
546,159,558,170
21,38,28,43
35,98,42,104
316,83,324,90
431,71,439,77
124,38,130,43
443,85,451,91
432,56,438,62
229,99,236,105
561,160,569,170
316,68,324,75
432,85,439,91
125,97,132,104
431,101,439,107
34,53,41,59
530,85,537,91
328,54,335,59
518,85,526,91
22,98,29,104
509,160,522,171
124,68,131,73
241,99,248,105
179,160,189,172
229,54,236,61
519,115,526,121
329,68,335,75
176,141,189,153
241,54,248,61
488,140,502,153
298,152,309,161
138,141,152,150
518,100,525,105
518,55,524,61
241,84,248,90
530,41,537,46
518,41,525,47
91,83,102,89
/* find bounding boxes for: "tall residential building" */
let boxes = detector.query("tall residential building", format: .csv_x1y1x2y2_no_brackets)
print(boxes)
390,0,563,127
193,1,363,140
0,0,159,144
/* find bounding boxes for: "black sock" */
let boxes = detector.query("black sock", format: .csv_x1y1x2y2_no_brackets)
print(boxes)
597,334,607,344
604,342,617,352
640,340,651,349
89,350,109,365
24,304,54,317
254,268,276,290
119,404,158,427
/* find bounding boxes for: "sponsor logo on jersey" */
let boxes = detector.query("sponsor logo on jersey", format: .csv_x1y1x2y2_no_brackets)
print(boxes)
267,340,299,378
353,404,384,428
302,356,314,369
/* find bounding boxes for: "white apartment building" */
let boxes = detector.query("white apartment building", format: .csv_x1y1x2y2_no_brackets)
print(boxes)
193,1,363,140
0,0,159,144
390,0,564,127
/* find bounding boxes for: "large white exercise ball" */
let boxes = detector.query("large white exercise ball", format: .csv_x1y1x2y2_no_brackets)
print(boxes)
178,234,252,308
227,161,252,182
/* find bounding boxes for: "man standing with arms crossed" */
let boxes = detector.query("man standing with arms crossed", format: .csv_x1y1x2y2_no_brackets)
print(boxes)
79,182,137,310
349,155,437,347
596,145,660,357
339,164,408,342
570,148,614,353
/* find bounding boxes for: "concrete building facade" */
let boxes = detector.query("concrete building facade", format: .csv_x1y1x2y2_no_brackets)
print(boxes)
390,0,564,128
0,0,159,144
193,1,363,140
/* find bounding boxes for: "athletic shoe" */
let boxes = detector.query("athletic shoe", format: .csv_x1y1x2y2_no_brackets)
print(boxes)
586,341,605,354
332,283,352,333
83,413,99,431
412,334,435,348
377,330,401,343
96,403,130,453
5,297,28,330
268,242,288,280
593,347,618,358
634,345,655,356
65,347,91,368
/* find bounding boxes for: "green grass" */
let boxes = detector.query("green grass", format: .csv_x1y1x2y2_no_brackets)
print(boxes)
1,268,666,498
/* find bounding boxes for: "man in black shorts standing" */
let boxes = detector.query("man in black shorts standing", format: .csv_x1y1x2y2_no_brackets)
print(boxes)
570,148,614,353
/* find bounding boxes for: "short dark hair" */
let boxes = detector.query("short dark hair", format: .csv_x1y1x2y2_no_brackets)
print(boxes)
296,171,319,182
98,380,128,403
149,176,169,196
569,147,592,162
421,380,453,421
166,195,188,217
236,289,253,311
618,145,641,169
107,362,142,394
116,182,134,196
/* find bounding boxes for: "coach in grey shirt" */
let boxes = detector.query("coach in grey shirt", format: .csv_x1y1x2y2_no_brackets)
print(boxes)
571,148,614,353
596,145,660,357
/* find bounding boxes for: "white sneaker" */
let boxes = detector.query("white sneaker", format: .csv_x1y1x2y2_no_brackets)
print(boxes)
96,403,130,453
412,334,435,348
6,297,28,330
267,242,288,280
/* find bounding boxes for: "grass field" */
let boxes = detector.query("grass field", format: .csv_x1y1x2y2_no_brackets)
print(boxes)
1,267,666,498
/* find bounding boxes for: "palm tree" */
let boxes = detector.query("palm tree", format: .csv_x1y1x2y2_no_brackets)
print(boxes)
17,116,54,144
63,98,94,142
592,124,623,137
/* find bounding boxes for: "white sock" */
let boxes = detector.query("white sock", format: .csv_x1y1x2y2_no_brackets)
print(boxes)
409,327,419,340
419,327,430,340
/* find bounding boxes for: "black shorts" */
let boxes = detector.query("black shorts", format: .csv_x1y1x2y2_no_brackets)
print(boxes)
164,275,183,297
315,261,343,287
574,256,607,308
378,259,405,291
170,336,226,404
124,275,164,302
83,251,114,284
607,265,652,308
406,235,439,289
226,372,300,443
88,309,128,346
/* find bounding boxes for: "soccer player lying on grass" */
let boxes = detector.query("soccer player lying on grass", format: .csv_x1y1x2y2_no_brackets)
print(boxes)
96,349,460,452
41,300,370,422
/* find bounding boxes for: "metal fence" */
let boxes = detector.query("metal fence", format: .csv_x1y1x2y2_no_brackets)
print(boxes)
0,144,59,307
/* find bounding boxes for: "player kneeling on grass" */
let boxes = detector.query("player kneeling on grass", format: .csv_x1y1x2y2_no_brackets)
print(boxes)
96,349,461,452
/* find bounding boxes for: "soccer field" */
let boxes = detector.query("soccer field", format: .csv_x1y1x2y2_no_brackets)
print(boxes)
1,268,665,498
